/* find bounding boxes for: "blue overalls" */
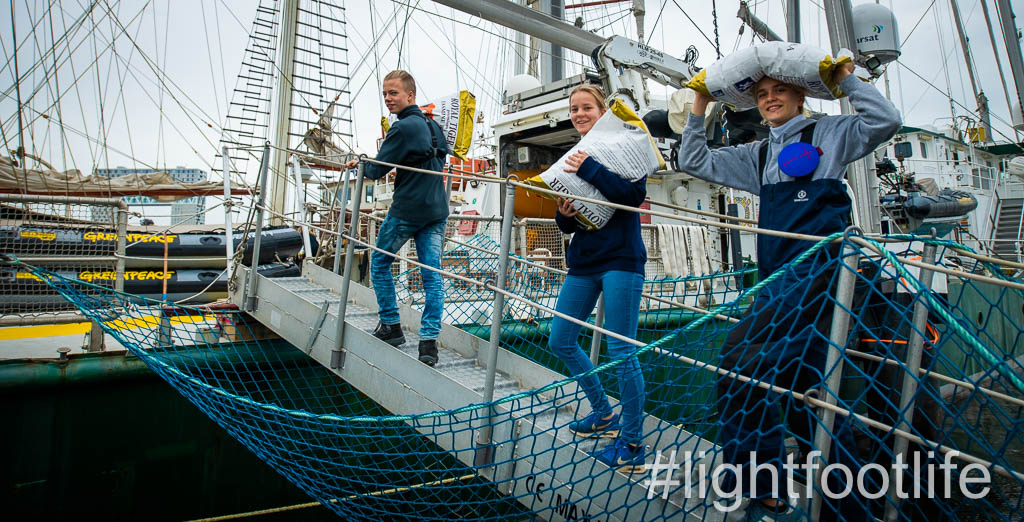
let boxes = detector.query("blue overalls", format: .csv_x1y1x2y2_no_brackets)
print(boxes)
715,124,872,520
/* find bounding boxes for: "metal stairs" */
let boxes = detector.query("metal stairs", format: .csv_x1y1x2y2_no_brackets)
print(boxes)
993,197,1024,262
229,261,721,521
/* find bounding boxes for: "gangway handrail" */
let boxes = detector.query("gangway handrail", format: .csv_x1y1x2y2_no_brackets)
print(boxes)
324,224,1024,477
246,158,1024,293
228,251,1024,483
284,150,1024,270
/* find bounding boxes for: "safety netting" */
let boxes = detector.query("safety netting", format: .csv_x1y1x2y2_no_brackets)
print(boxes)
9,231,1024,521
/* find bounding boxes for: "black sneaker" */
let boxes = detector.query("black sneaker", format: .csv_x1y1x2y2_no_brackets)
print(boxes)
418,339,438,366
372,321,405,346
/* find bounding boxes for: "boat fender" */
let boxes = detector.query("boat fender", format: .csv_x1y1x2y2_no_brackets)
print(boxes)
904,189,978,219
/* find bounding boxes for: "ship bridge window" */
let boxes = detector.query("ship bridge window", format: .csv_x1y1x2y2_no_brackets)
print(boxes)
972,168,992,190
919,141,928,158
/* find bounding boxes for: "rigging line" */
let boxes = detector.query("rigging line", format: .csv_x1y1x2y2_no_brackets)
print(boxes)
55,0,87,176
593,8,633,32
10,0,28,195
0,0,122,131
582,6,632,30
0,16,16,158
905,60,1015,142
959,0,983,78
450,5,458,90
979,0,1018,141
669,0,717,50
23,0,55,163
901,0,938,47
643,0,668,45
937,2,958,130
200,2,223,133
111,12,138,172
211,0,229,136
946,1,972,130
88,5,110,168
898,60,1019,143
369,0,382,120
395,0,416,69
0,5,156,141
13,89,214,179
711,0,720,59
88,1,245,169
0,0,96,101
153,0,164,168
57,0,94,171
409,9,506,104
933,0,957,127
2,0,56,73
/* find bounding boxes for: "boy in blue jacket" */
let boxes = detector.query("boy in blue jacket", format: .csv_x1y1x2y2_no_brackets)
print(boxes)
345,70,450,366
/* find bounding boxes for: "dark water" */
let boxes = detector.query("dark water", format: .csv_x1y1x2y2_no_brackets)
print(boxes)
1,372,336,521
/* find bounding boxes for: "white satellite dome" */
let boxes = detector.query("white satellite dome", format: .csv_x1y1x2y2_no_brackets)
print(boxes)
852,3,901,66
504,74,541,98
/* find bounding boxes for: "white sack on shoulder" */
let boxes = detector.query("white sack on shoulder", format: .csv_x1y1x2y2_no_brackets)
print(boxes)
523,99,664,230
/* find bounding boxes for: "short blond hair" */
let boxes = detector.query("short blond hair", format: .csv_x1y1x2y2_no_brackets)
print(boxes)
383,70,416,95
569,84,607,110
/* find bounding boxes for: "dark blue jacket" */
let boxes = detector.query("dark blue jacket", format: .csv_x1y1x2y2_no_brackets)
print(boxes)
364,105,450,223
555,157,647,276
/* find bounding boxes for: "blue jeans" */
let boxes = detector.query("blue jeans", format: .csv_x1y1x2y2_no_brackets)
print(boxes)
371,215,447,340
548,270,646,444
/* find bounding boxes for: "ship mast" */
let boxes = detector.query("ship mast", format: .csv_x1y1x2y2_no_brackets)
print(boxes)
823,0,882,234
995,0,1024,133
949,0,992,141
786,0,800,43
267,0,301,226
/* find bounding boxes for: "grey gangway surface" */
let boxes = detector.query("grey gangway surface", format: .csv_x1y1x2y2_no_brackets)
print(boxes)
229,261,723,521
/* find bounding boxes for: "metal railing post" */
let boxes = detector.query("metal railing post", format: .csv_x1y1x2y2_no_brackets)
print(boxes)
475,178,517,468
115,203,127,294
292,155,312,262
589,294,604,366
808,229,862,520
369,215,378,251
333,167,353,274
222,146,235,282
331,159,367,369
883,236,938,522
86,201,127,353
244,143,271,312
444,168,452,203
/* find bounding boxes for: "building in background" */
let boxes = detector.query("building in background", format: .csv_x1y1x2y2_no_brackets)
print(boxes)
94,166,207,225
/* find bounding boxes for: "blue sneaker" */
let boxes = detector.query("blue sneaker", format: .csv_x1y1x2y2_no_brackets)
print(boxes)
568,411,619,438
593,439,647,474
744,499,802,521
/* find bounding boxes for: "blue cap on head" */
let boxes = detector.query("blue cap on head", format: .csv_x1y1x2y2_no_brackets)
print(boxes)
778,142,821,178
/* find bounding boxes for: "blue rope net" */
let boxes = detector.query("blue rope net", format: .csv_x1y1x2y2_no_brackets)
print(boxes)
13,231,1024,520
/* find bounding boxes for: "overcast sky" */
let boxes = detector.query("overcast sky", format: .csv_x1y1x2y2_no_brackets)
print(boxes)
2,0,1022,186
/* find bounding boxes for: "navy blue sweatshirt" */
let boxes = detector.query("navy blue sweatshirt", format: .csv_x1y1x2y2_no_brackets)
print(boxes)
363,105,450,223
555,157,647,276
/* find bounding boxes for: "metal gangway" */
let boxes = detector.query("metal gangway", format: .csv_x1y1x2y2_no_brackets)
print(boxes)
228,151,729,521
